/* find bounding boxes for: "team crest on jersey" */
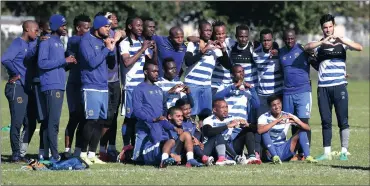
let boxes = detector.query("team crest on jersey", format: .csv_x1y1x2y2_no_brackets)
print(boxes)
294,52,299,58
95,46,99,50
283,56,286,60
55,43,58,47
17,97,23,104
56,91,61,98
88,110,94,116
149,91,153,94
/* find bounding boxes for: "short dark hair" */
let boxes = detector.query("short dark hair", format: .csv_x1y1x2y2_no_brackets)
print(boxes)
320,14,335,27
167,106,182,117
231,64,243,74
198,20,211,30
267,95,282,106
175,98,191,107
162,57,175,70
143,17,155,24
73,14,91,28
212,98,226,108
143,60,157,71
212,20,225,28
260,28,273,39
235,24,250,35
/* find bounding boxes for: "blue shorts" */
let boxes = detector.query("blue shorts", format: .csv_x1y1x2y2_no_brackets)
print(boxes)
66,83,82,113
268,139,295,161
132,131,163,165
82,89,108,120
186,84,212,116
283,92,311,119
121,89,134,118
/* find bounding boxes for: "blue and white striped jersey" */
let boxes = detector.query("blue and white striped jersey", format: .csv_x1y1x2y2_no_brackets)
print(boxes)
253,45,283,95
184,42,223,86
211,38,235,89
230,42,258,86
314,38,352,87
119,37,151,90
258,111,292,145
155,77,187,109
203,115,241,142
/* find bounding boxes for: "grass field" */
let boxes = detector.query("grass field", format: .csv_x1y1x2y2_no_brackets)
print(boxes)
1,80,369,185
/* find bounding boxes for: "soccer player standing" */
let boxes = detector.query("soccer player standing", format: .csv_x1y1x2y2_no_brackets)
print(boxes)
64,14,91,158
119,16,154,148
78,15,118,164
184,20,230,125
38,14,76,162
253,29,283,158
2,20,39,162
279,29,312,161
304,14,363,161
152,27,187,78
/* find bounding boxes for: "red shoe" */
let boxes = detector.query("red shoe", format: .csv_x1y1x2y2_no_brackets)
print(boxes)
99,152,110,162
117,145,134,163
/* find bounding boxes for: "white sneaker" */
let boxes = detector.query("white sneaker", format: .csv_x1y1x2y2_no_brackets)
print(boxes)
236,155,248,165
216,159,236,166
80,155,93,165
206,156,214,166
89,156,107,164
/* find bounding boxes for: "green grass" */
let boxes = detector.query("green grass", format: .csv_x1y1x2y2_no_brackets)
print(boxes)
1,80,369,185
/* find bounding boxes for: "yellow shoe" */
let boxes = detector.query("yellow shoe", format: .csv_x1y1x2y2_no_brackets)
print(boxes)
80,155,93,165
89,156,107,164
305,156,318,163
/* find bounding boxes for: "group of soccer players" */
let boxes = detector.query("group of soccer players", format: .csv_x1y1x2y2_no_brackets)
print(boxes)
2,11,363,168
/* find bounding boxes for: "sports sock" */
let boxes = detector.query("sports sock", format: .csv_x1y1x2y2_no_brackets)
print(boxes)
186,152,194,161
324,146,331,155
340,128,350,150
108,145,116,151
341,147,348,153
215,144,226,157
261,133,277,156
88,151,96,159
298,131,310,157
99,146,106,153
161,153,169,161
65,148,71,153
74,147,81,157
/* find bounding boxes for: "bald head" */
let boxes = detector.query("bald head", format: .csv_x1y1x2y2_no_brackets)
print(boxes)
168,26,184,48
283,28,296,49
169,26,183,37
22,20,39,41
22,20,38,32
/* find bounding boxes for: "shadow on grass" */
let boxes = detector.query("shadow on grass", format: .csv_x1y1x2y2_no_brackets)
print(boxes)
318,164,370,171
1,154,39,163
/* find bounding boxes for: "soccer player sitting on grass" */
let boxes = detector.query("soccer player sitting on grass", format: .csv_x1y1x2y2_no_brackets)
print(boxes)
159,106,204,168
214,64,262,164
257,95,317,164
175,98,215,166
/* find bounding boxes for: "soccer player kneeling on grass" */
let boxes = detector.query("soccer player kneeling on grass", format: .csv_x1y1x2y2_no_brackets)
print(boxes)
257,95,317,164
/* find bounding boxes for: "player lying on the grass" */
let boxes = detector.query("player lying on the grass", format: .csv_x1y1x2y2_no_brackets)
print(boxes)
257,95,317,164
159,106,204,168
214,64,262,164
